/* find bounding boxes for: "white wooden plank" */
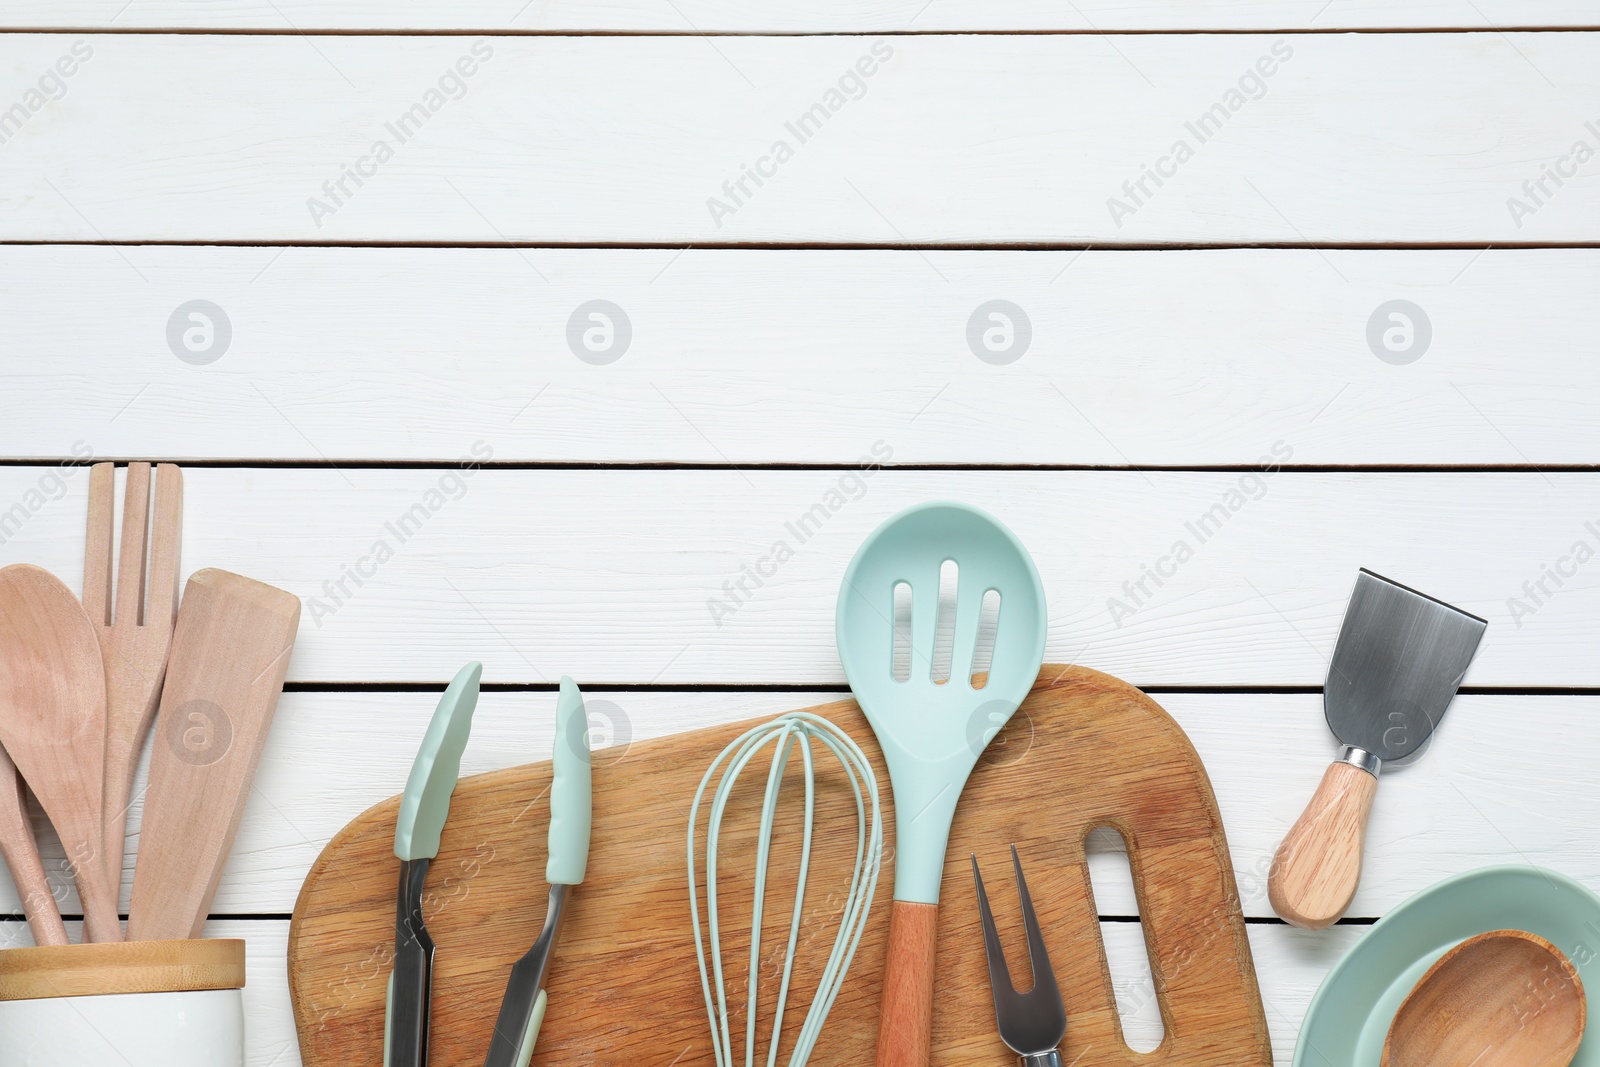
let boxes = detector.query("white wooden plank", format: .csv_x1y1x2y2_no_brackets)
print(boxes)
1,33,1597,243
216,919,299,1067
0,916,1364,1065
4,246,1597,465
0,1,1593,31
2,691,1590,922
0,468,1590,685
1250,924,1365,1065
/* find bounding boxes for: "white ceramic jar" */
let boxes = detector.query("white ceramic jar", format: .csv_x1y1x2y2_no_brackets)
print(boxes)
0,937,246,1067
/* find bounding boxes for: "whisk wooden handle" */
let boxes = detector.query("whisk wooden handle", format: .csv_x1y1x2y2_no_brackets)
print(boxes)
1269,760,1378,929
875,900,939,1067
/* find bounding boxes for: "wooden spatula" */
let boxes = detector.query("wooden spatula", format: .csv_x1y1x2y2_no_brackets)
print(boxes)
84,462,183,902
127,568,300,941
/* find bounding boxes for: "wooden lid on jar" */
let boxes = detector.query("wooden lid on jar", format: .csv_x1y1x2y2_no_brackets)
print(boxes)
0,937,245,1000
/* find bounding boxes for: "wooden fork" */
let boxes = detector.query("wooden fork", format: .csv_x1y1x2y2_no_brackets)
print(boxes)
84,462,183,903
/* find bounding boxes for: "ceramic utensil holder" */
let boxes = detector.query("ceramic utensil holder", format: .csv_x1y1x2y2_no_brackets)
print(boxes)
0,937,246,1067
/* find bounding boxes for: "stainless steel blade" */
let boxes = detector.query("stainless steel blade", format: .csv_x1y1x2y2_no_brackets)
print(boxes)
1324,569,1486,763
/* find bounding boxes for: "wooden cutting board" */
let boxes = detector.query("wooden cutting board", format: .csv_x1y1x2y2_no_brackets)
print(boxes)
289,666,1271,1066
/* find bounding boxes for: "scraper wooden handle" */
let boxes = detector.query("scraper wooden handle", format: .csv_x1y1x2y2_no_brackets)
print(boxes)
875,900,938,1067
1269,761,1378,929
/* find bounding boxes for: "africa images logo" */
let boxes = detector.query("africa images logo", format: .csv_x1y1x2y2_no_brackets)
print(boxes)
0,41,93,150
306,41,495,228
1106,41,1294,228
706,41,895,228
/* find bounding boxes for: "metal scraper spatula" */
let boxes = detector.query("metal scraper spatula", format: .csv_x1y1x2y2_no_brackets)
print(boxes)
1269,569,1486,930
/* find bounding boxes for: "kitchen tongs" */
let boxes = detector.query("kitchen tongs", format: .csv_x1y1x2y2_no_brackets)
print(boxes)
386,663,482,1067
483,677,593,1067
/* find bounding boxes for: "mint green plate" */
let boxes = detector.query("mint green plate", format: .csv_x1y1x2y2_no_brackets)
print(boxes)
1294,865,1600,1066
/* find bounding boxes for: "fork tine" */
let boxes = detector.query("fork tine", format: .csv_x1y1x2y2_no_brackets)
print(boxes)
83,462,115,626
115,463,152,626
1011,844,1061,997
146,465,184,627
977,847,1067,1059
972,853,1017,994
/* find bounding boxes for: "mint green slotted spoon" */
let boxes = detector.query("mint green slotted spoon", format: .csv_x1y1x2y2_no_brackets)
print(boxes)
836,501,1046,1067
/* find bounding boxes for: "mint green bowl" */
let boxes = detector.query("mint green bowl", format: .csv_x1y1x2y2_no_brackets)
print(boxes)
1294,865,1600,1066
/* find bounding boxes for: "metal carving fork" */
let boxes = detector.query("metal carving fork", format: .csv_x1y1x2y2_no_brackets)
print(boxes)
972,847,1068,1067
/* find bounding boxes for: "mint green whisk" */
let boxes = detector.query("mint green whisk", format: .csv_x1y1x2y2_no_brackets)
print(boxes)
687,711,883,1067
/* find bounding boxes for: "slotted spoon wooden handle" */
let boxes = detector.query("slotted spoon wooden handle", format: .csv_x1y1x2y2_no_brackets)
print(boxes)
875,901,939,1067
127,569,300,941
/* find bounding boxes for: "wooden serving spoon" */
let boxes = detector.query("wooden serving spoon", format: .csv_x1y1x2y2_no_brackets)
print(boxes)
0,564,121,943
1383,929,1586,1067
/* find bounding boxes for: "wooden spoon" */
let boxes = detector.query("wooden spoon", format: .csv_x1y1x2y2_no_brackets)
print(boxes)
1383,929,1586,1067
0,564,121,943
0,741,67,946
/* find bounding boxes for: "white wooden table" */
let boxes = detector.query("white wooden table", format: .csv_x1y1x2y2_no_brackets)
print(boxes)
1,4,1597,1063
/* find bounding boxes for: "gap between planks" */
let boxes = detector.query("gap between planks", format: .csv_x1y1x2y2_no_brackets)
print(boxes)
4,27,1600,36
1,461,1598,473
2,239,1598,250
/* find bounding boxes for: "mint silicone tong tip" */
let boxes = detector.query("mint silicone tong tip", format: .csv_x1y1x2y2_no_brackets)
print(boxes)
546,675,592,886
394,661,483,861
